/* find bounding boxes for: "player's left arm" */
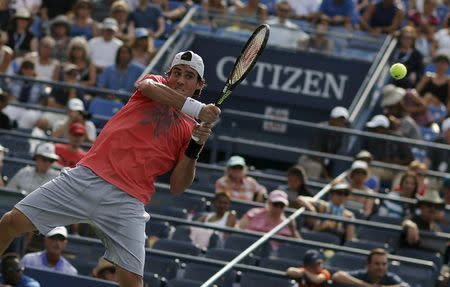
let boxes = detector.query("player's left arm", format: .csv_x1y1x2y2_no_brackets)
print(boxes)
170,123,212,194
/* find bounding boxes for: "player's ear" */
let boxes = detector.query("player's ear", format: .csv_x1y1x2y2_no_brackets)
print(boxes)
196,78,206,91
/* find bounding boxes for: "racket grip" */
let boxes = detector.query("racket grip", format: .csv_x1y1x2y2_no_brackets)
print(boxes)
191,122,204,142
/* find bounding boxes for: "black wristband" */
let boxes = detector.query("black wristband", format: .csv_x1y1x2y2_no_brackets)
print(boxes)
185,139,203,160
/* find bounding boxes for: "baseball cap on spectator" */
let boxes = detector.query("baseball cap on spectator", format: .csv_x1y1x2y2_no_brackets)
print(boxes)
417,190,445,208
170,50,204,79
135,28,149,39
226,155,246,167
13,8,31,20
355,150,373,162
381,84,406,107
69,122,86,136
46,226,68,239
68,98,85,112
442,118,450,133
268,190,289,206
330,183,351,193
351,160,369,174
330,106,349,120
101,18,118,32
34,142,59,161
366,114,389,128
50,15,71,29
433,54,449,64
303,249,323,266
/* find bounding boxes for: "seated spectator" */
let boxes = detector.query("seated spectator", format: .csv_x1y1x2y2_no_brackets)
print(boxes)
0,89,12,129
296,183,355,242
21,227,77,275
110,0,134,44
29,36,61,81
427,117,450,173
129,0,165,39
51,98,97,143
279,165,311,207
88,18,123,72
232,0,268,25
202,0,227,22
392,26,425,89
312,0,355,29
286,249,331,286
285,0,320,20
215,155,267,202
55,123,88,168
161,0,193,22
346,160,375,217
408,0,440,34
402,190,444,252
8,59,44,105
441,176,450,206
378,171,418,219
0,253,40,287
66,36,97,87
47,63,84,109
0,31,13,73
392,160,428,196
402,88,431,127
69,0,98,40
354,150,380,192
49,15,72,62
416,54,450,113
92,257,117,282
6,9,37,56
97,44,144,92
381,84,422,140
6,142,59,194
300,106,348,179
332,248,408,286
265,1,310,50
29,117,50,154
360,0,403,35
362,114,414,166
131,28,156,67
432,16,450,58
307,24,334,54
239,190,301,247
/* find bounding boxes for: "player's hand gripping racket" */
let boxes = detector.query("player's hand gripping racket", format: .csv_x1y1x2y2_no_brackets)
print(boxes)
193,24,270,141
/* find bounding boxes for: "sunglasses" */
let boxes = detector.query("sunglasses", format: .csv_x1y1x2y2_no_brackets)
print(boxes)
272,202,285,208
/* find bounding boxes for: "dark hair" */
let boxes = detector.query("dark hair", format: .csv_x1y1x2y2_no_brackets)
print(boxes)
367,248,387,263
287,165,309,195
115,44,132,66
1,253,20,272
399,171,418,199
215,191,231,201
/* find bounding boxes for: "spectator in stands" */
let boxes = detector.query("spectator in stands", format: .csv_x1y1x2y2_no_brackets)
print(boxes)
286,249,331,286
441,176,450,205
6,142,59,194
215,155,267,202
47,63,84,109
0,0,11,31
362,114,414,166
354,150,380,192
0,253,40,287
92,257,117,282
69,0,98,40
392,26,425,89
55,123,87,168
296,183,355,242
161,0,193,22
129,0,165,39
346,160,375,217
307,23,334,54
332,248,407,286
21,226,77,275
279,165,311,207
29,117,50,154
6,9,38,56
0,89,12,130
66,36,97,87
8,59,44,105
402,88,431,127
30,5,50,40
131,28,156,67
232,0,268,26
427,117,450,173
301,106,348,179
402,190,444,251
197,191,237,229
265,0,310,50
432,16,450,58
52,98,97,143
88,18,123,72
285,0,320,20
49,15,72,62
408,0,440,33
312,0,355,29
98,44,144,92
0,31,13,74
239,190,301,242
381,84,422,140
30,36,61,81
360,0,403,35
416,54,450,113
378,171,418,219
110,1,134,44
398,160,428,196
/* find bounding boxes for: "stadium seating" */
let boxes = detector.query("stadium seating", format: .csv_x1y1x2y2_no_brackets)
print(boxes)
166,278,203,287
152,239,202,256
146,220,171,240
205,248,256,265
144,255,181,280
239,272,295,287
182,262,236,287
275,243,312,262
223,234,270,257
325,252,367,271
259,257,301,272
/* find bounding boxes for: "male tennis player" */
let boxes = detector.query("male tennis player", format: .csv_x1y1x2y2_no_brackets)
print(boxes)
0,50,220,287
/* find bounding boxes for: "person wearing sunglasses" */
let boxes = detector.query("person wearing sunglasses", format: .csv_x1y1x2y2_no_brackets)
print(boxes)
286,249,331,287
0,253,40,287
296,183,355,243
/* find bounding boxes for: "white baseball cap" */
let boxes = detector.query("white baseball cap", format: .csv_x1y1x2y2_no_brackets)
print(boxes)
366,114,390,128
101,17,118,32
351,160,369,172
34,142,59,161
330,106,349,120
170,50,204,79
68,98,85,112
442,118,450,133
381,84,406,107
46,226,68,238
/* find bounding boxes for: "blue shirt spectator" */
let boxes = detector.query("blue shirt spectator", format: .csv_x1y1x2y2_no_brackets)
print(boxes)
0,275,40,287
0,254,40,287
97,44,144,92
129,0,165,38
319,0,354,18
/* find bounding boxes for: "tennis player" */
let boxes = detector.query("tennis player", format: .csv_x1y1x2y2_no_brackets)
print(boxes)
0,50,220,287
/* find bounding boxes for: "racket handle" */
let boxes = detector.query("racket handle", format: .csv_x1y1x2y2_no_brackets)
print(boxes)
192,122,204,142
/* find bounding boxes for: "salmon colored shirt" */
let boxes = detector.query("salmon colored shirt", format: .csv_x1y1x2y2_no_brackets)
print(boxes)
79,74,196,203
244,207,293,236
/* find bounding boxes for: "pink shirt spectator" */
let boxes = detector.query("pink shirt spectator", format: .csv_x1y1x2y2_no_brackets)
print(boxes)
244,207,293,236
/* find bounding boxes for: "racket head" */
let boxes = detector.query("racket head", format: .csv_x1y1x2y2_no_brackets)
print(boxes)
215,24,270,106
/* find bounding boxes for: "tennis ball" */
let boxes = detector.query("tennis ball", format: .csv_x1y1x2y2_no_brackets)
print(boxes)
390,63,407,80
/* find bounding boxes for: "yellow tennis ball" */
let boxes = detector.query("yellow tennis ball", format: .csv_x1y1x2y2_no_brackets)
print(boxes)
390,63,407,80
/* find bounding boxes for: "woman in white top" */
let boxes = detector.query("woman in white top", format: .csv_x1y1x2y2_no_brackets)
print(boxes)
198,192,237,229
31,36,61,81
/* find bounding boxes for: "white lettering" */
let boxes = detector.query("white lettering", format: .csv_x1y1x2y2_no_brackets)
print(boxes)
216,56,235,83
281,67,302,93
252,62,272,88
302,69,323,97
269,64,284,90
323,74,348,100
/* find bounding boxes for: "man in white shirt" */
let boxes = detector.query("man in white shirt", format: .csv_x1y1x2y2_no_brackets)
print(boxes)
283,0,320,20
88,18,123,71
